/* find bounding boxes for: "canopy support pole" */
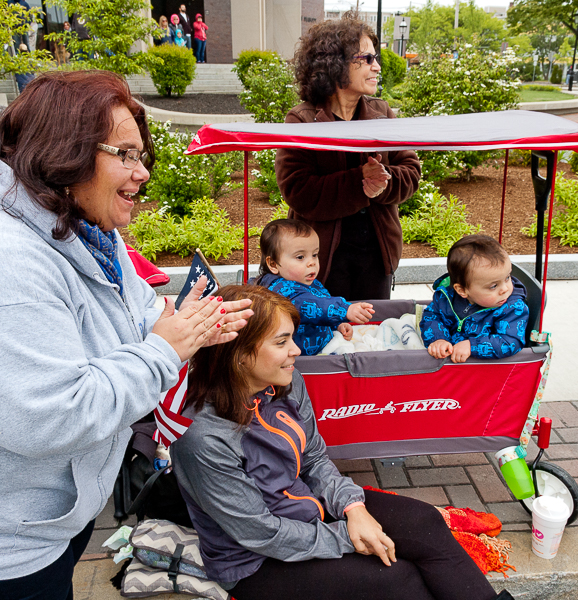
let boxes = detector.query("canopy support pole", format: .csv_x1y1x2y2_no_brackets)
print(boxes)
498,149,509,244
244,151,249,283
539,151,557,333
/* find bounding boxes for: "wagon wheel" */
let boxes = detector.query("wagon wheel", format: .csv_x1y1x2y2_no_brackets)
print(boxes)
520,462,578,525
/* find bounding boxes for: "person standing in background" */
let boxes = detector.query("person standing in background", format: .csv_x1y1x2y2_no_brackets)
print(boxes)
28,19,37,51
169,14,183,44
193,13,208,63
8,0,31,52
178,4,192,50
155,15,172,46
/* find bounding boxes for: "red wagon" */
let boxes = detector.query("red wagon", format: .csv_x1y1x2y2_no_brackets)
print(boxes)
186,110,578,521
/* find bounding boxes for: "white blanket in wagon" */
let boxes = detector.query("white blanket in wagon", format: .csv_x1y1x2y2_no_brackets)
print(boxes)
319,313,425,355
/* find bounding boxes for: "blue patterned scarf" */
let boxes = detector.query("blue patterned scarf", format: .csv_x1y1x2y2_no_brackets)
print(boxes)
77,220,124,296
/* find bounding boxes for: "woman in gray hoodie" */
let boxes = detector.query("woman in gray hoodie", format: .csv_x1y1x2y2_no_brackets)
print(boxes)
0,70,252,600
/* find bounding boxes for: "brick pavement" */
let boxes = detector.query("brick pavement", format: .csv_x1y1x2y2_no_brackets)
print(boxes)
332,400,578,534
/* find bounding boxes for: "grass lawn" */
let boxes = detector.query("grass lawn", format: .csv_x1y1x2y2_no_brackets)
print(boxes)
518,88,575,102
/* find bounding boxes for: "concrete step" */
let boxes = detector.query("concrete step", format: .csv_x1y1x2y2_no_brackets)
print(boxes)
127,64,243,95
0,75,18,103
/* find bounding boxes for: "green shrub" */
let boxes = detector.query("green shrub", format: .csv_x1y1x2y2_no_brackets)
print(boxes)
522,84,559,92
521,174,578,247
239,58,299,123
233,49,280,87
145,117,242,216
508,149,532,167
400,181,481,256
381,48,406,88
569,152,578,175
551,64,563,85
148,44,196,97
271,200,289,221
128,198,244,261
401,44,520,182
251,150,283,205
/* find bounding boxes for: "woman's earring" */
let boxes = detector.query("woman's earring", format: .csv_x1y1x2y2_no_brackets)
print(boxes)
64,186,70,196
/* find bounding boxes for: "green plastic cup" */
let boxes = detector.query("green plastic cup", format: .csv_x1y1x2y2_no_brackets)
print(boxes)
495,446,535,500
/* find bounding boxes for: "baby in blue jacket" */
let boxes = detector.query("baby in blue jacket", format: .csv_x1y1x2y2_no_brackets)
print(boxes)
420,234,529,363
256,219,374,355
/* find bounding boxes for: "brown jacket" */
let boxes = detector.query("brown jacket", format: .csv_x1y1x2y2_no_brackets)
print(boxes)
275,96,421,280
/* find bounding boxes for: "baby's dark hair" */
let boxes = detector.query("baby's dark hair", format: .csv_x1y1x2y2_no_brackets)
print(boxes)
448,235,509,288
259,219,315,276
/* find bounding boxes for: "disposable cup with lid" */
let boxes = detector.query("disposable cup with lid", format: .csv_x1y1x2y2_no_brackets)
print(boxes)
531,496,570,559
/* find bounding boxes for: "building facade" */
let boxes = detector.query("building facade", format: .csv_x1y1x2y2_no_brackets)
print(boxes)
154,0,324,63
324,9,394,34
22,0,324,64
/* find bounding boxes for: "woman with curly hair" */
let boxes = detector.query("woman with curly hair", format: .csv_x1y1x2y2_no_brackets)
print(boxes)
275,18,421,301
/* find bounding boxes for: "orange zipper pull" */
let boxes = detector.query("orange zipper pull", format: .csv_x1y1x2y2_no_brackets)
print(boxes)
276,411,306,452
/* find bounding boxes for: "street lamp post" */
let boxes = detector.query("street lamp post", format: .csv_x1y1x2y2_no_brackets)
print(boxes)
570,13,578,92
399,18,407,57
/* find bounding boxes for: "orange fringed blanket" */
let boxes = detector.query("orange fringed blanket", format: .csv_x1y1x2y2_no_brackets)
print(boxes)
363,487,516,577
437,506,516,577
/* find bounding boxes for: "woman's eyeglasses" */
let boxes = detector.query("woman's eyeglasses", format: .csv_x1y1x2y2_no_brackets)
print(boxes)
353,53,380,66
97,143,149,169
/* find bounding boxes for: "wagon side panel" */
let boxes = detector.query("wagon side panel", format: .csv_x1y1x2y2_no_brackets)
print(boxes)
299,354,544,460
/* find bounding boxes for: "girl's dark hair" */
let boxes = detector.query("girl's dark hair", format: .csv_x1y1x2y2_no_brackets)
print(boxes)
294,17,378,105
0,70,154,240
186,285,300,425
448,235,509,288
258,218,315,276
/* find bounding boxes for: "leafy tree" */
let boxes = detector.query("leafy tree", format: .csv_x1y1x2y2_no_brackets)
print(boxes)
384,1,508,55
508,0,578,39
401,43,520,180
45,0,161,76
0,0,53,75
508,0,578,78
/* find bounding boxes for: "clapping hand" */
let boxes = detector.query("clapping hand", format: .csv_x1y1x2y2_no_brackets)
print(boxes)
153,276,253,361
362,154,391,198
179,276,254,346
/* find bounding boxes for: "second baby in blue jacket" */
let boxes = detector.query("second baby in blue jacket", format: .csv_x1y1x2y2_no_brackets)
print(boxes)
256,219,374,355
420,234,529,363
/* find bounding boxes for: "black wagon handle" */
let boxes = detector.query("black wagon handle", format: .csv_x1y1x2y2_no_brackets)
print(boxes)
530,150,558,333
531,151,556,282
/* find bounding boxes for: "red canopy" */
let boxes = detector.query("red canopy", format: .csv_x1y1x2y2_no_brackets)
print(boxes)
186,110,578,155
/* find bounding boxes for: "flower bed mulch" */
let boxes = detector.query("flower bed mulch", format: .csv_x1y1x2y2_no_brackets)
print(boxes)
119,159,578,268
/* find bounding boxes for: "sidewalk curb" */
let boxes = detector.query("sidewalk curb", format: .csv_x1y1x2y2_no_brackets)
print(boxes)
152,254,578,295
488,529,578,600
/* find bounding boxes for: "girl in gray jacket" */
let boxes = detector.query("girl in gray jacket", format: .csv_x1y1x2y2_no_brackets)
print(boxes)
172,285,513,600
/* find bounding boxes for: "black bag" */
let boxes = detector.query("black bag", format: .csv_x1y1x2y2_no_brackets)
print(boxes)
113,418,192,527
